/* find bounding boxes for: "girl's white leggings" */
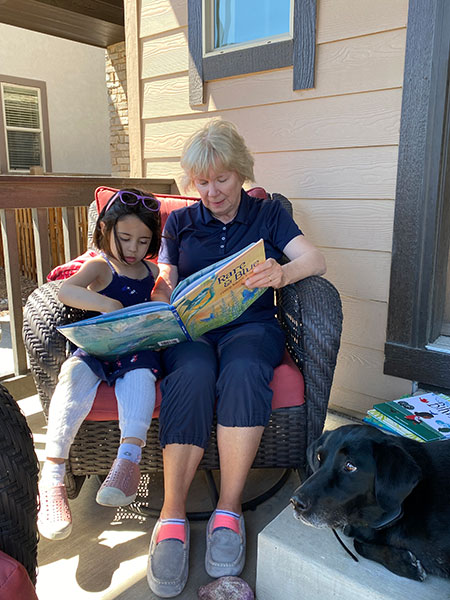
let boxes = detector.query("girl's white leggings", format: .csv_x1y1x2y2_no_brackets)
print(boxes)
45,356,156,459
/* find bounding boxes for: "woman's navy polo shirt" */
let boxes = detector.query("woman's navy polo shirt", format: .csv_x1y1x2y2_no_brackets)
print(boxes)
158,189,303,326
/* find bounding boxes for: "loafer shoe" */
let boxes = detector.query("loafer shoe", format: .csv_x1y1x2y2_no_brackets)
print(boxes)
96,458,140,507
147,518,190,598
205,511,246,578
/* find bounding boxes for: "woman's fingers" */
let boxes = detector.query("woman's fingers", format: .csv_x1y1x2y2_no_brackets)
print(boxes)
245,259,282,288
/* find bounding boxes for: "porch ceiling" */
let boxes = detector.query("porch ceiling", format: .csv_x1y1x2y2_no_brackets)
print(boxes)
0,0,124,48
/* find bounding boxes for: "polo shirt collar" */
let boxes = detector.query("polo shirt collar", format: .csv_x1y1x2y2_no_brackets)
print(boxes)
198,189,251,225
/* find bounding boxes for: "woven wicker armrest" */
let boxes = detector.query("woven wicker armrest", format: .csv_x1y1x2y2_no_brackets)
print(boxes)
22,281,87,415
0,384,39,585
277,275,342,448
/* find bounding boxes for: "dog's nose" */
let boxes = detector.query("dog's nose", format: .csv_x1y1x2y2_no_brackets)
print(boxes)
290,494,309,512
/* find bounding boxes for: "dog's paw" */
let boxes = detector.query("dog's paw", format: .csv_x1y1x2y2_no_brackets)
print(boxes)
406,551,427,582
343,525,355,537
354,540,428,581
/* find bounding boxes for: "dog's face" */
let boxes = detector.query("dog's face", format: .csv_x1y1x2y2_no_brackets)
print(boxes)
291,424,421,531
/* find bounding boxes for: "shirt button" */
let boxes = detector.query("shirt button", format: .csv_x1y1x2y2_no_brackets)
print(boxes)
220,244,224,248
222,226,226,230
221,236,225,240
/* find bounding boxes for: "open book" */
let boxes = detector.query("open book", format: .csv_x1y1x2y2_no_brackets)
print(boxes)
58,238,266,359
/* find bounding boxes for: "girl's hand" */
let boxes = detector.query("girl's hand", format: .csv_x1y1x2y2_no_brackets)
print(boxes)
245,258,285,289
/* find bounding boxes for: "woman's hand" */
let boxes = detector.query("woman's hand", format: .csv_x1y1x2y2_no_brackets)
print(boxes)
244,235,326,290
151,263,178,303
245,258,285,289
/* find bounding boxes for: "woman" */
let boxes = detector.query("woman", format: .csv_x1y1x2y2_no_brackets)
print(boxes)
148,119,326,598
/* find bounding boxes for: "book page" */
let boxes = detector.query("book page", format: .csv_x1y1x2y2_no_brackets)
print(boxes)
173,238,267,339
58,303,189,358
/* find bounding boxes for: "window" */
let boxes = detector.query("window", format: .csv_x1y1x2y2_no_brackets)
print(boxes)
188,0,316,106
384,0,450,391
0,76,51,174
206,0,291,54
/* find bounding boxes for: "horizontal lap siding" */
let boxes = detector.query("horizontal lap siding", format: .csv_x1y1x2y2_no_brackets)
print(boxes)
135,0,412,415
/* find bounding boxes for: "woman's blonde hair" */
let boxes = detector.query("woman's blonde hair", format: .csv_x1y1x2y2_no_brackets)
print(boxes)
180,119,255,190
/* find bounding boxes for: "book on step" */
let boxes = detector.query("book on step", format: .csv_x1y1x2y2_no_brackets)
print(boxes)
363,409,424,442
371,392,450,441
58,238,266,359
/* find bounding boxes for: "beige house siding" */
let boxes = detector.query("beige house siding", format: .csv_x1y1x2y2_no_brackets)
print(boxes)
126,0,413,417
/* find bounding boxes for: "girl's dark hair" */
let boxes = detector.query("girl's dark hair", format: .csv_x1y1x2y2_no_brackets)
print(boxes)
93,188,162,261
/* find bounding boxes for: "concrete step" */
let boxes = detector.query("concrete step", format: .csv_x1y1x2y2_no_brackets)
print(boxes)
256,506,450,600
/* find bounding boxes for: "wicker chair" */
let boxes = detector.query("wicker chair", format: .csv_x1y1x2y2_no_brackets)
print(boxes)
22,191,342,514
0,383,39,586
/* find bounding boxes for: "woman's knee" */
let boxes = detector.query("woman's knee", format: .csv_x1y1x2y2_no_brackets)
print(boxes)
218,356,272,386
162,355,217,398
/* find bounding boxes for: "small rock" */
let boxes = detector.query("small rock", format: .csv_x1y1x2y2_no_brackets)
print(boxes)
198,576,255,600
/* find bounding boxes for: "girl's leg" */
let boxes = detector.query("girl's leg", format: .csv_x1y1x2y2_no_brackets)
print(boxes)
38,356,102,541
42,356,102,479
96,368,156,507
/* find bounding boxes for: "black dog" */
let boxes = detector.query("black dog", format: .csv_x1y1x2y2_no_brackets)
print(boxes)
290,424,450,581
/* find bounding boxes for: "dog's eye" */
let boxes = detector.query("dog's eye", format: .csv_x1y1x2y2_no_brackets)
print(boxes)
343,461,357,472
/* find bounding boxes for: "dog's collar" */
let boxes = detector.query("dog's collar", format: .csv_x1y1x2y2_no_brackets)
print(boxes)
373,507,403,530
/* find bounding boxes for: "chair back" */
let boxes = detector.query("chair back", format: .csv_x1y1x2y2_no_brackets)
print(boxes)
94,185,270,234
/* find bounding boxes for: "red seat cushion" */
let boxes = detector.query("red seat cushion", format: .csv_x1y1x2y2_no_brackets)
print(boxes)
0,551,38,600
86,349,304,421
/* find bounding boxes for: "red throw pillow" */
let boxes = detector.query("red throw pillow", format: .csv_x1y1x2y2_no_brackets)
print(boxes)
0,551,38,600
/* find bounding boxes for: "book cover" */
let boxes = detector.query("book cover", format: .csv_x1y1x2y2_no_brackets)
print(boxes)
363,413,401,437
58,239,266,359
172,238,267,339
373,392,450,441
365,409,424,442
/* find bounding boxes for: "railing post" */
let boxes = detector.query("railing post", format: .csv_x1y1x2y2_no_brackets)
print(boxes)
31,207,52,286
0,208,28,375
61,206,80,262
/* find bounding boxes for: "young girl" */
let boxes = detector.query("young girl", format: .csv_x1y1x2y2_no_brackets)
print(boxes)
38,189,162,541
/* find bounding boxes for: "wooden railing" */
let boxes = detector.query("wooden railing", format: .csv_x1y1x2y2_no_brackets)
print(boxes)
0,175,177,376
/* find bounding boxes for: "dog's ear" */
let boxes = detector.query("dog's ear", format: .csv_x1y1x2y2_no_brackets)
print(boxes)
370,441,421,529
307,431,330,472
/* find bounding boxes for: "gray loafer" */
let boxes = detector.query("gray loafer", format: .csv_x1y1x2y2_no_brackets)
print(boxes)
205,511,246,578
147,518,190,598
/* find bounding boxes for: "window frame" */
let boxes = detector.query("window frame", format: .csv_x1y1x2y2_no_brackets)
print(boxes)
384,0,450,390
0,75,52,174
188,0,316,106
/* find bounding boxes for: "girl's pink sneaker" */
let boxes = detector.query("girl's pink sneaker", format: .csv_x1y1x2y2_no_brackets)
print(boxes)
38,483,72,541
96,458,140,507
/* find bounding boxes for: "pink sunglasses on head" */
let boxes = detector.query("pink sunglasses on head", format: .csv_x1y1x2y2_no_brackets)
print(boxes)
105,190,161,212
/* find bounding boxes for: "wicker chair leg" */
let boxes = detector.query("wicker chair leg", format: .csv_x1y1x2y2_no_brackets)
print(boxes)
64,470,86,500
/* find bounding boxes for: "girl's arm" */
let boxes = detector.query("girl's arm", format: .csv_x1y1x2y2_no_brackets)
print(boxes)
245,235,326,290
58,258,123,313
151,263,178,304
